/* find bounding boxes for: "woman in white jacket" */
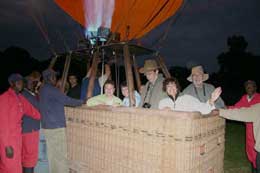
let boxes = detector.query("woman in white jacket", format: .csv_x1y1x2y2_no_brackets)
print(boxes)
159,77,222,114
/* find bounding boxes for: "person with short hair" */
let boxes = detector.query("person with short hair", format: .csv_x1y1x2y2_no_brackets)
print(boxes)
215,104,260,172
0,73,41,173
87,80,122,107
182,65,225,108
120,81,141,107
21,74,42,173
39,69,83,173
139,59,167,109
29,71,41,94
228,80,260,172
159,77,222,114
67,74,81,99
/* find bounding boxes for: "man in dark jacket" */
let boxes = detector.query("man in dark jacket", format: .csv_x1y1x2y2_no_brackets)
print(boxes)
67,74,81,99
21,74,41,173
39,69,83,173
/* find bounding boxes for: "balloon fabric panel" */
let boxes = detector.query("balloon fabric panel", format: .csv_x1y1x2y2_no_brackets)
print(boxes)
54,0,183,40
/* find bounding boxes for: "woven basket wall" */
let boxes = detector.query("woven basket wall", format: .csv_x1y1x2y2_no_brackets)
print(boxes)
65,106,225,173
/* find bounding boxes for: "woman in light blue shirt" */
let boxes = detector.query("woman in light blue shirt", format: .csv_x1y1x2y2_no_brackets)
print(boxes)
120,81,141,107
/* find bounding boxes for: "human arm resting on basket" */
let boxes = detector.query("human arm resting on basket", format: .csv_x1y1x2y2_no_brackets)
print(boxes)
219,103,260,122
52,86,83,106
112,96,123,107
87,95,105,106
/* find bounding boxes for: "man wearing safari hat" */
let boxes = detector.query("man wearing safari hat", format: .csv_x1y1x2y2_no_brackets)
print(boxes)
139,59,167,109
182,65,225,108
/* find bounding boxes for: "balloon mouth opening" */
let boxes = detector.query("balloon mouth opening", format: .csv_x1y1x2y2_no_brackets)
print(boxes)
85,27,111,45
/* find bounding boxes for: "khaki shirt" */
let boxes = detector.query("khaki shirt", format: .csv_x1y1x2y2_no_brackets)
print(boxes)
140,74,167,109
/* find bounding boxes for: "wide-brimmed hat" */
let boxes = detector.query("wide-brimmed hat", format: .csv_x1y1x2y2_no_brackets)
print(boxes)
139,60,159,73
187,65,209,82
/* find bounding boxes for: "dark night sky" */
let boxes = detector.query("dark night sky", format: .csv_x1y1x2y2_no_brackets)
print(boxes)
0,0,260,72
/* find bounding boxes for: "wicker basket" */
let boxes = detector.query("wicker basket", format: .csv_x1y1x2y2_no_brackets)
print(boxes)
65,106,225,173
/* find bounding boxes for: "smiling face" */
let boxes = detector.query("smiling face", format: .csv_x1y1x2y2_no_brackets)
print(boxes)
68,75,78,87
121,86,129,97
166,82,178,98
192,72,204,87
104,83,115,98
245,83,257,97
145,70,158,84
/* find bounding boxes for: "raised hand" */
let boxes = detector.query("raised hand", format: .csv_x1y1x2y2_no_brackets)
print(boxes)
209,87,222,105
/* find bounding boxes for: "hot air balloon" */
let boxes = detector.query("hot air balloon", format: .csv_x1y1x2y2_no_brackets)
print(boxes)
54,0,183,41
53,0,182,99
48,2,225,173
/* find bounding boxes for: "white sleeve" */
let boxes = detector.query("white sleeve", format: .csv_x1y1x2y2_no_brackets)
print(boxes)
159,98,174,110
98,74,108,88
180,95,214,114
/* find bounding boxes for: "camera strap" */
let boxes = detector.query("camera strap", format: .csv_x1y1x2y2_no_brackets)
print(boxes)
142,76,160,105
193,84,206,102
143,82,152,104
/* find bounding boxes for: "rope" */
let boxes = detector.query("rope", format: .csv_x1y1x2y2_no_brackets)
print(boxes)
27,0,59,56
100,44,105,94
114,52,120,97
153,0,192,49
27,0,50,44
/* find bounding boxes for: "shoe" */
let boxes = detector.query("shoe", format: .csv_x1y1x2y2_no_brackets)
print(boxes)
23,167,34,173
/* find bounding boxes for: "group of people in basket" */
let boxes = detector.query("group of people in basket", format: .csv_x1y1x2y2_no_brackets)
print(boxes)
0,59,260,173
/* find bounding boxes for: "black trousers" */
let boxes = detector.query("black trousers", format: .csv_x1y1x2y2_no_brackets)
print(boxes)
256,152,260,173
23,167,34,173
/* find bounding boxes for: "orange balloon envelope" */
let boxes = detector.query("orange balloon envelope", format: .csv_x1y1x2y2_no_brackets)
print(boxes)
55,0,183,41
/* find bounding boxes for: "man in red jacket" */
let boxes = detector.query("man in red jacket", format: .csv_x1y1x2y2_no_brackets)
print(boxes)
229,80,260,172
0,74,41,173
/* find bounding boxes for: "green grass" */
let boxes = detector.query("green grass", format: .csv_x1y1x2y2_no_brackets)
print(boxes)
224,121,251,172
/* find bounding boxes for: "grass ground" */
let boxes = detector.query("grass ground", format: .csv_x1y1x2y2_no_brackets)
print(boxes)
224,121,251,172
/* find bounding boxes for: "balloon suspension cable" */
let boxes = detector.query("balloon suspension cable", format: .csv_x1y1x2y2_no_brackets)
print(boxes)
27,0,50,45
114,51,120,97
155,0,191,49
125,25,130,42
48,42,58,57
48,56,58,69
110,0,138,41
56,30,71,52
63,12,85,42
101,42,105,95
